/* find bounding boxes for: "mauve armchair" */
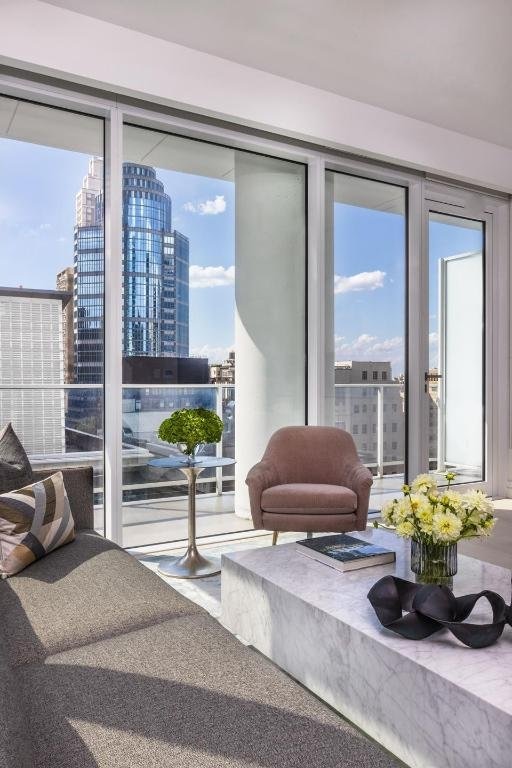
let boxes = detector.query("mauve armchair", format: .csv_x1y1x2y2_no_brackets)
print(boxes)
246,426,373,543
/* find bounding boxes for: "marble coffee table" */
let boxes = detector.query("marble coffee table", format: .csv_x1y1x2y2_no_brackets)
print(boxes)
221,528,512,768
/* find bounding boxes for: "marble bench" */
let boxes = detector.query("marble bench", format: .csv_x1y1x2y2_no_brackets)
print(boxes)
221,528,512,768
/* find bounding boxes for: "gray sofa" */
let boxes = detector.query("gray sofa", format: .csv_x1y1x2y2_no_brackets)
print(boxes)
0,466,399,768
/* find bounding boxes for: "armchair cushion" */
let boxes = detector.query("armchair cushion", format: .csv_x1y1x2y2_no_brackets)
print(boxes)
261,483,357,515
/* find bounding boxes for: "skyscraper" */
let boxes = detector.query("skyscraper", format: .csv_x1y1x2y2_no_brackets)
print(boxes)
56,266,75,384
0,287,70,454
74,161,190,383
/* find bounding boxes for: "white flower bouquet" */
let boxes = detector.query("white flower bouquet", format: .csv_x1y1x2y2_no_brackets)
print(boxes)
379,473,496,545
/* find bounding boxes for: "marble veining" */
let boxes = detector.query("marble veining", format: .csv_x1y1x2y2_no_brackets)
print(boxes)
221,528,512,768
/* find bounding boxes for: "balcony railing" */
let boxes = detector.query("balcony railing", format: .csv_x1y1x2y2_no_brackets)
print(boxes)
334,383,405,478
0,382,404,508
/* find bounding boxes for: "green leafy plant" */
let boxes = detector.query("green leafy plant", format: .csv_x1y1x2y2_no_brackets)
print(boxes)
158,407,223,457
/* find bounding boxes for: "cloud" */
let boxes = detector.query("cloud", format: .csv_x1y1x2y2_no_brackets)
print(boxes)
335,333,404,375
429,332,438,345
183,195,227,215
190,344,233,364
189,265,235,288
371,336,403,353
334,270,386,295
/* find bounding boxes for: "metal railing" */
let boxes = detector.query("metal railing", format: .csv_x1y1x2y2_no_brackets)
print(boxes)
1,382,405,504
334,383,405,478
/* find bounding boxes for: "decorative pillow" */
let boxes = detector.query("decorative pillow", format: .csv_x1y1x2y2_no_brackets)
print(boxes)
0,472,75,578
0,422,33,493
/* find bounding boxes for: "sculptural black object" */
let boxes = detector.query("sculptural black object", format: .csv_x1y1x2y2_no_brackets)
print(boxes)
367,575,512,648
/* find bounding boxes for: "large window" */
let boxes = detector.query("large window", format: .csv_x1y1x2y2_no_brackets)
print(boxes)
0,97,104,523
327,172,406,493
120,126,306,547
2,84,504,542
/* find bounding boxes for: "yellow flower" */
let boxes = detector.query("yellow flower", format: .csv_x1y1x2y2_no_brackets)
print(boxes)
463,490,494,517
394,497,415,523
476,517,496,536
415,505,434,534
380,500,396,527
432,511,462,543
411,473,437,494
396,520,416,538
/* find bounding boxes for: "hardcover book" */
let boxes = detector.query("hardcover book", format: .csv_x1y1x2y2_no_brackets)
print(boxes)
295,533,396,573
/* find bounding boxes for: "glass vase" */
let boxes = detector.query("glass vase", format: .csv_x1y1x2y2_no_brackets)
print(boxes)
410,538,457,585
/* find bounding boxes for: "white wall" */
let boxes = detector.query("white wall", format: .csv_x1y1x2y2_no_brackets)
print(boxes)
2,1,512,192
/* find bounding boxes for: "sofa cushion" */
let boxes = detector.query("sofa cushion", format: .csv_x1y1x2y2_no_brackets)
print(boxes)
17,613,399,768
261,483,357,514
0,472,75,578
0,653,33,768
0,422,33,494
0,531,201,666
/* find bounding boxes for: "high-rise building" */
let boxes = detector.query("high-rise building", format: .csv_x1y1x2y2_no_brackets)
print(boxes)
74,162,190,383
75,157,103,227
0,287,71,454
334,360,405,471
56,266,75,383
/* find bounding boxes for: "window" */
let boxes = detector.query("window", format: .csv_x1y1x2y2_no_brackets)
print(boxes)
330,172,406,486
0,96,104,525
121,125,306,546
392,423,397,433
354,404,359,413
353,425,359,434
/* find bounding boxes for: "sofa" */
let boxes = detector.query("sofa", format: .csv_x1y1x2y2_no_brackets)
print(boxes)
0,466,399,768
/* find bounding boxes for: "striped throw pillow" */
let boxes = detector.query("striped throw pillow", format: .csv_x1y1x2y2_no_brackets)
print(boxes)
0,472,75,578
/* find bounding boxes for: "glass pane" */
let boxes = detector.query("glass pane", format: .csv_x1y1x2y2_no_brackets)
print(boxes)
328,172,406,496
428,213,484,484
122,126,306,547
0,96,104,524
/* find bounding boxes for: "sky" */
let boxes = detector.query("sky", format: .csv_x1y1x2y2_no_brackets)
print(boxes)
334,203,483,378
0,138,482,376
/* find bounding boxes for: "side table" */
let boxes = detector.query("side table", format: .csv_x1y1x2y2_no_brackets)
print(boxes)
148,455,235,578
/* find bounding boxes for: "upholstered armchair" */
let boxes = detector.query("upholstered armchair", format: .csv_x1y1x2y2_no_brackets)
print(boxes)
246,426,373,543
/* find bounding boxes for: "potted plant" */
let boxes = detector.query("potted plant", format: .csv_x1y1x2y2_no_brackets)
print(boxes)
376,472,496,584
158,407,224,464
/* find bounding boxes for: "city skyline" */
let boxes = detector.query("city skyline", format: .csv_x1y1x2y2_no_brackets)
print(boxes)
0,139,483,375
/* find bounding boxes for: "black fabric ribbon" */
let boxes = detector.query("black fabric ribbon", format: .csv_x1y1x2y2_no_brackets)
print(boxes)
367,575,512,648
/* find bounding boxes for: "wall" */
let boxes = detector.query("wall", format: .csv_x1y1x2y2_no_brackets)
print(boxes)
1,2,512,192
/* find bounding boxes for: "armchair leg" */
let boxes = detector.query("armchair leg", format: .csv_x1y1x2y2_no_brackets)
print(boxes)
306,531,313,539
272,531,279,546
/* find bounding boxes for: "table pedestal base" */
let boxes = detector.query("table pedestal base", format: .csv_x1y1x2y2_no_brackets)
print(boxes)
158,545,220,579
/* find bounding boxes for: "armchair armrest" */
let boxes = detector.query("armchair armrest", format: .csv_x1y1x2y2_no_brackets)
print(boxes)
343,462,373,531
31,466,94,531
245,459,280,529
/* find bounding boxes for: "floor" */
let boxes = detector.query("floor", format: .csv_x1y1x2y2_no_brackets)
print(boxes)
135,497,512,619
